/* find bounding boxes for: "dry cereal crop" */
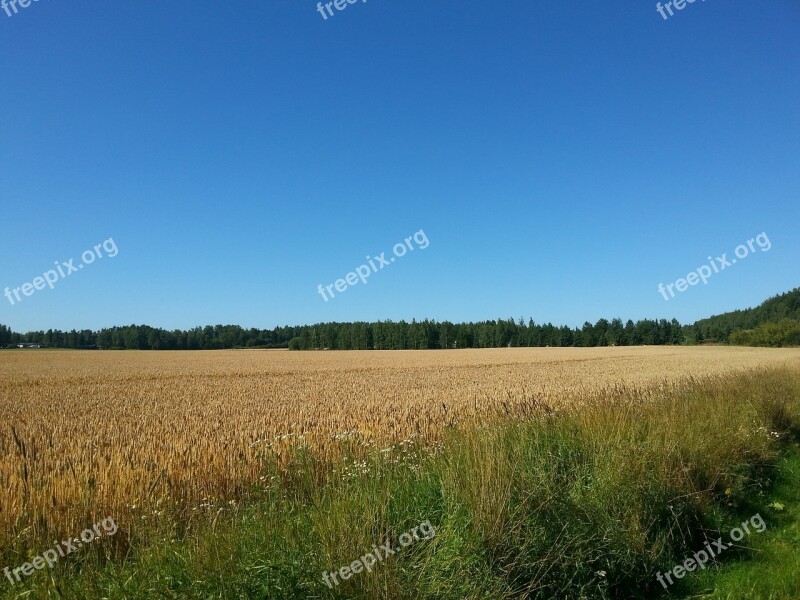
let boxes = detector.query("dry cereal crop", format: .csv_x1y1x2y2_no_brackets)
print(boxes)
1,346,798,546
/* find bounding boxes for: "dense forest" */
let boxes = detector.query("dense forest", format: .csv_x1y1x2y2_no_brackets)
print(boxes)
692,288,800,344
1,289,797,350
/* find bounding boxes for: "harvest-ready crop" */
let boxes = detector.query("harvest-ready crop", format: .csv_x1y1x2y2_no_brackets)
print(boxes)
0,346,797,547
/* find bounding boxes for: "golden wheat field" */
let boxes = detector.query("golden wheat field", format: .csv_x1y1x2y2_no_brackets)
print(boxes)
1,346,799,547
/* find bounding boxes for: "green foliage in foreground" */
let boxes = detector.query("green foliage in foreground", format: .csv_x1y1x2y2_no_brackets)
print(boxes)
679,446,800,600
2,369,800,599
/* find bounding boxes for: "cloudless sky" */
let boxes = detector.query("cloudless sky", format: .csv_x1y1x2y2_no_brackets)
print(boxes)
1,0,798,332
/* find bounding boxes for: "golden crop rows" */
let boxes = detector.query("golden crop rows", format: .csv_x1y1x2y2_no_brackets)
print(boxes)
1,346,798,546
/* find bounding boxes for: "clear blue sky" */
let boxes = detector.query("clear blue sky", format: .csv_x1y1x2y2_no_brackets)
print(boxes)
1,0,798,332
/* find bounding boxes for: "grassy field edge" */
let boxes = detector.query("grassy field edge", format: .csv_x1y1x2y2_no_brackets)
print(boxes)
674,444,800,599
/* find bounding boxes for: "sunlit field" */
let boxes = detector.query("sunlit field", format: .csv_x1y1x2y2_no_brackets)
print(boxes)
1,346,799,548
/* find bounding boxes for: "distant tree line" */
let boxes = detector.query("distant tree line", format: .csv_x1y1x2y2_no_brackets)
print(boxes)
286,318,686,350
728,320,800,347
0,319,686,350
0,324,302,350
1,289,796,350
691,288,800,345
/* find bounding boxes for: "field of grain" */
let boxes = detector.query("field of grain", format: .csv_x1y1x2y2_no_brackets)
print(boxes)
1,346,798,547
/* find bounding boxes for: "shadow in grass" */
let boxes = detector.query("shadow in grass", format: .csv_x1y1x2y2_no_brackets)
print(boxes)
672,444,800,600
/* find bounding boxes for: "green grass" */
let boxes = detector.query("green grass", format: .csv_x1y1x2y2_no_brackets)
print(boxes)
674,445,800,600
2,368,799,599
